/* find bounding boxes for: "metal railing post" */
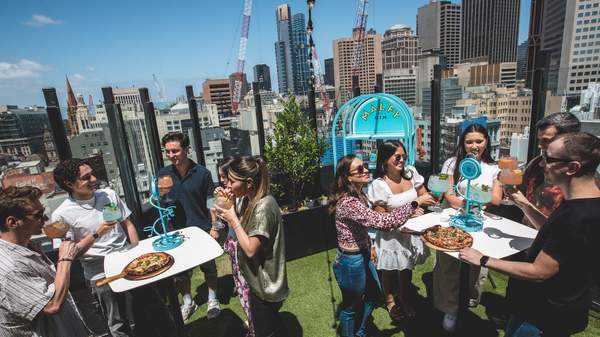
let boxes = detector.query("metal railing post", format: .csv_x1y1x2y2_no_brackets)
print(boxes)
42,88,72,161
102,87,143,225
430,65,442,173
185,85,206,166
139,88,164,172
252,82,266,156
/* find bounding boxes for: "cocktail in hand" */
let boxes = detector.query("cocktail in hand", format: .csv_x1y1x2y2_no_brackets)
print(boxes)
213,187,233,229
427,173,449,213
499,169,523,205
43,220,70,239
498,156,518,170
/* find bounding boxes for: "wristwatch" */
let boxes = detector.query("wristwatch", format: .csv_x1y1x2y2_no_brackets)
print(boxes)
480,255,490,267
92,232,99,240
410,200,419,209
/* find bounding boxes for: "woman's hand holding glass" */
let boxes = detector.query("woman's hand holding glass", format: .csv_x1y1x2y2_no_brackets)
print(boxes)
427,174,449,213
213,202,239,227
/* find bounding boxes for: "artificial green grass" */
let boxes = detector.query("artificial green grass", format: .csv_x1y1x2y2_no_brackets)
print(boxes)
186,250,599,337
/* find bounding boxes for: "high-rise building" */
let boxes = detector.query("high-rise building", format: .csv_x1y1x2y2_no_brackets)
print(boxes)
324,58,335,86
416,50,444,105
274,4,308,95
383,69,417,106
461,0,520,64
417,1,462,67
291,13,310,95
446,62,518,88
382,24,419,105
516,40,528,80
253,64,272,91
275,5,293,94
382,24,420,70
539,0,569,94
333,29,383,104
113,87,144,106
202,79,232,115
0,106,49,158
556,0,600,97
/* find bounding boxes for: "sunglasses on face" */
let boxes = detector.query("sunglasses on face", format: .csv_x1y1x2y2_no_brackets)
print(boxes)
393,154,406,163
349,163,370,176
25,208,47,222
541,150,572,165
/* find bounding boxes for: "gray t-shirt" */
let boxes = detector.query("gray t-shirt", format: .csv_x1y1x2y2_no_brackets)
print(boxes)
238,195,289,302
52,188,131,281
0,239,90,337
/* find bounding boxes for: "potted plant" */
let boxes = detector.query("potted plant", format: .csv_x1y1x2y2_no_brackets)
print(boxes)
264,95,327,212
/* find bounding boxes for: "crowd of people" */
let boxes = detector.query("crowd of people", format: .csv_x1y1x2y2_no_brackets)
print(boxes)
0,113,599,337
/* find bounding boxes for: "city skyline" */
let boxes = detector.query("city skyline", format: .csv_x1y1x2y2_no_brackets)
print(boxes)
1,0,530,107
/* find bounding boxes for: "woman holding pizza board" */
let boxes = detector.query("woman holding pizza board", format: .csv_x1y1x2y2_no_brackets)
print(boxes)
434,122,503,332
329,154,433,337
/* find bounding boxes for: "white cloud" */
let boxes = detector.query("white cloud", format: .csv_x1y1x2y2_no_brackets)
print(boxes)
25,14,62,27
87,66,95,72
72,73,85,81
0,59,47,80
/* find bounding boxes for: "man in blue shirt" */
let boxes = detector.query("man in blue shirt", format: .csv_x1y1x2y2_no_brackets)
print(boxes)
157,132,220,321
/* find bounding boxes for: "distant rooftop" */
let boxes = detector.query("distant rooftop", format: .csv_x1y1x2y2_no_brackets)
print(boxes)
388,24,410,31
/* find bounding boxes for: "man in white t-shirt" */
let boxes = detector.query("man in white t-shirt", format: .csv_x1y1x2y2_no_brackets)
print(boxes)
52,159,139,337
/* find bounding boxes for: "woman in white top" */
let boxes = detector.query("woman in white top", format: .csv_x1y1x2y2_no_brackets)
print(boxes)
434,123,503,332
367,140,435,321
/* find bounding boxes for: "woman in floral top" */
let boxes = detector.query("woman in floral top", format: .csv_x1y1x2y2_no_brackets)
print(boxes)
329,155,433,337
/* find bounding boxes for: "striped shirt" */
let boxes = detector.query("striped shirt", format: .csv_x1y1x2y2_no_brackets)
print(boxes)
0,239,90,337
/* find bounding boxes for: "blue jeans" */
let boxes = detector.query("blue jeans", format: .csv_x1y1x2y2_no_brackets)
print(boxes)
333,250,381,337
505,315,542,337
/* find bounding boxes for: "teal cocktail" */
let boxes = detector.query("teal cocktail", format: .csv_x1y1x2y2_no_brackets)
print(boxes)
103,202,122,222
427,173,449,213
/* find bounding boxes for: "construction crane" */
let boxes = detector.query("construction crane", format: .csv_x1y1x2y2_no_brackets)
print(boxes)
152,74,165,102
350,0,368,95
310,46,332,126
231,0,253,113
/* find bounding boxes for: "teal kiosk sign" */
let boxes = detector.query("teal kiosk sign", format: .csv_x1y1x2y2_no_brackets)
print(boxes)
331,93,416,171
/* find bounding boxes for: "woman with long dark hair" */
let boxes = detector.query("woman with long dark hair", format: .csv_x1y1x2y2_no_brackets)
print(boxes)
434,123,502,332
330,155,433,337
367,140,435,321
214,156,288,337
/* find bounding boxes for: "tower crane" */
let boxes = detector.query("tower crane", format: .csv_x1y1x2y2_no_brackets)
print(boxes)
231,0,253,113
152,74,165,102
350,0,368,95
309,46,332,126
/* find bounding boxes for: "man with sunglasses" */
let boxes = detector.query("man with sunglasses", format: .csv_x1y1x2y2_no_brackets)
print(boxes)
460,132,600,337
519,112,580,225
0,186,90,336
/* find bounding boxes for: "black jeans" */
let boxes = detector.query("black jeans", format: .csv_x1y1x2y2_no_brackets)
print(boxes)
249,292,284,337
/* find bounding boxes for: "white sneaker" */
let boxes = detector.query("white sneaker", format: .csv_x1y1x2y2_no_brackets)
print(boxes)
442,313,457,332
180,302,198,321
206,299,221,320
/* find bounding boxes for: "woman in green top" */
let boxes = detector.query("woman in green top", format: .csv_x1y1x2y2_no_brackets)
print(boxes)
214,156,289,337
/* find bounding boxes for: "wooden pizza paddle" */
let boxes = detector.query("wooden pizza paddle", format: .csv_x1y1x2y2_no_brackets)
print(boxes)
95,252,174,287
96,271,127,286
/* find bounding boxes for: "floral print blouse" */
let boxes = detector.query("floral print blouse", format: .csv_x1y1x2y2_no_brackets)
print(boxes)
334,195,415,251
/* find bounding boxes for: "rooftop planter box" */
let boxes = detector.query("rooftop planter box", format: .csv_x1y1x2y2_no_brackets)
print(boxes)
282,204,336,261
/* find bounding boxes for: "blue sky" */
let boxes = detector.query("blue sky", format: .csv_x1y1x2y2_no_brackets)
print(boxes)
0,0,530,107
